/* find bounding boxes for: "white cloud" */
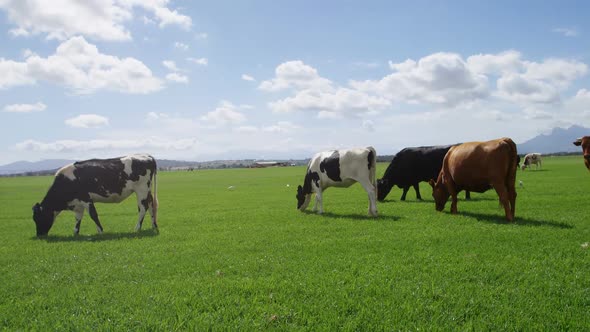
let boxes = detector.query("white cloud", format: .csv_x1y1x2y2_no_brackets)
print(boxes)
16,137,199,152
553,27,578,37
0,0,192,41
467,50,524,75
146,111,170,120
262,121,300,134
259,60,333,92
261,61,390,117
195,32,208,40
2,36,163,94
242,74,255,81
165,72,189,83
174,42,189,50
362,119,375,132
187,57,208,66
524,58,587,89
235,125,259,133
163,60,180,71
200,101,247,126
0,58,34,89
352,61,380,69
3,102,46,113
268,87,390,115
65,114,109,128
353,51,588,107
495,73,560,104
353,52,490,106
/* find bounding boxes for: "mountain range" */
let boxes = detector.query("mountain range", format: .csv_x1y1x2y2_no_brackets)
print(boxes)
516,125,588,154
1,125,588,175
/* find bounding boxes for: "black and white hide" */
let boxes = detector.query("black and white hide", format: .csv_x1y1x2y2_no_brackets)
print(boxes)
296,147,378,217
32,154,158,236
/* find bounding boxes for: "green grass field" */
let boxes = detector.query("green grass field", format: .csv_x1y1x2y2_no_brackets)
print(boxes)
1,156,589,330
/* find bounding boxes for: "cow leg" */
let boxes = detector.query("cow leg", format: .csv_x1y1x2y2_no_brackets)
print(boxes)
465,191,471,200
147,191,158,230
135,191,149,231
400,186,409,201
314,190,324,214
361,181,378,217
88,202,104,233
492,183,512,222
413,184,422,200
73,205,85,235
450,193,458,214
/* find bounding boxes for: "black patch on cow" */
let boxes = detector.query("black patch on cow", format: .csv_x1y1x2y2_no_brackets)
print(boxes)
367,149,374,170
319,151,341,182
302,170,320,195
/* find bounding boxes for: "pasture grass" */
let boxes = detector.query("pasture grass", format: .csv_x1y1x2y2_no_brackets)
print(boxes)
0,156,589,330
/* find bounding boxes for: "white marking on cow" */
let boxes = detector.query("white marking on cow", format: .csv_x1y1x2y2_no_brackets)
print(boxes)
57,163,76,180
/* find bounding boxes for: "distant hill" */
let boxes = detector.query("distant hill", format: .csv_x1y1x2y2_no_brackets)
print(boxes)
517,125,589,154
0,159,74,175
0,158,308,176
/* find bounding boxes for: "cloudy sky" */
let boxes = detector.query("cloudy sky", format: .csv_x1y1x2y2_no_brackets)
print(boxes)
1,1,590,164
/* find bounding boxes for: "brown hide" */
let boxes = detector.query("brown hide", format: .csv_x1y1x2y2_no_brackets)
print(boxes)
573,136,590,171
430,137,518,221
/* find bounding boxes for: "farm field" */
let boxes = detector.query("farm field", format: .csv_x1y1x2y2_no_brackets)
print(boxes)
0,155,589,330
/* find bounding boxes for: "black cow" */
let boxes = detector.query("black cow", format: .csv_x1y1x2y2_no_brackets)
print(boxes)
32,154,158,236
377,145,471,201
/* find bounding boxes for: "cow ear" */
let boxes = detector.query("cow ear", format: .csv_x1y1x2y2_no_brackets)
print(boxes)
32,203,41,212
573,138,582,146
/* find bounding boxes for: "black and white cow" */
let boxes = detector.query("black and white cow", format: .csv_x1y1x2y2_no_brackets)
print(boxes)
521,153,542,170
32,154,158,236
377,145,471,201
296,147,378,216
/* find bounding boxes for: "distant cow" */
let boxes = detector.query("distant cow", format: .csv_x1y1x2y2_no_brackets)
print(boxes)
573,136,590,171
377,145,470,201
32,154,158,236
429,138,518,221
296,147,378,216
521,153,542,170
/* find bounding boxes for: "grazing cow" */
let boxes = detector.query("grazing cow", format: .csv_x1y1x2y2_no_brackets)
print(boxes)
573,136,590,171
32,154,158,236
521,153,542,170
296,147,378,216
377,145,471,201
429,138,518,221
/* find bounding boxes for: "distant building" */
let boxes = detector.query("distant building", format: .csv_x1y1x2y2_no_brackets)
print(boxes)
250,161,290,168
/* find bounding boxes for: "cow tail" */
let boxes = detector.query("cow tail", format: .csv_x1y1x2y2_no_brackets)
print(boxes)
368,146,377,195
153,167,158,210
505,138,518,179
151,158,159,225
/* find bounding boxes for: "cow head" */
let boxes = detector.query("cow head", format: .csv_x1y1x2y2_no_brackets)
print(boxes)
429,178,449,212
296,185,311,211
573,136,590,171
520,156,529,171
376,179,392,201
32,203,55,236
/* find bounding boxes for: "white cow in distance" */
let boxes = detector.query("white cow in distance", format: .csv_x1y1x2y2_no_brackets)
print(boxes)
521,153,542,170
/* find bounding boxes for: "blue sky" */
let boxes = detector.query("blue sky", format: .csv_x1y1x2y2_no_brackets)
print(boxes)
1,0,589,164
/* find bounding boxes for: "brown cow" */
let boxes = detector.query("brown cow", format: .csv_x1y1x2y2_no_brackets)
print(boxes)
429,137,518,221
573,136,590,171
